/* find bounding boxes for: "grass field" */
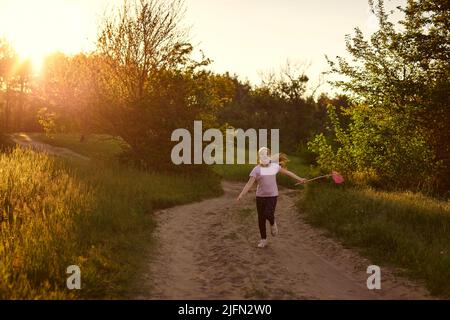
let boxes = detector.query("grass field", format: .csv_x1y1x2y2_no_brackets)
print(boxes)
299,184,450,297
0,139,222,299
28,133,124,161
7,133,450,298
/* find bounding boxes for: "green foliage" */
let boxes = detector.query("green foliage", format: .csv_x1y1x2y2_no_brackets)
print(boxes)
310,0,450,193
88,0,235,170
309,104,438,190
218,70,328,156
299,184,450,297
37,107,60,134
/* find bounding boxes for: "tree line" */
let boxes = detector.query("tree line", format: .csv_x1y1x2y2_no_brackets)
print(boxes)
0,0,448,194
0,0,330,167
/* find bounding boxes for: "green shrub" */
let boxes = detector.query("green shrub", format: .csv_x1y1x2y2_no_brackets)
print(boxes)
308,105,439,191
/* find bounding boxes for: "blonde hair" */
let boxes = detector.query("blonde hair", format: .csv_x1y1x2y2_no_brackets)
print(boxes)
258,147,288,168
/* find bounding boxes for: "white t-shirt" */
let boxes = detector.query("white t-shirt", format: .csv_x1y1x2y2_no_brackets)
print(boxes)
249,162,281,197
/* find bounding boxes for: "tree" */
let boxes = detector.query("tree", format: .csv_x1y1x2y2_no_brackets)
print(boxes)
218,64,327,155
37,52,97,136
0,39,15,133
309,0,450,193
93,0,230,168
0,39,32,133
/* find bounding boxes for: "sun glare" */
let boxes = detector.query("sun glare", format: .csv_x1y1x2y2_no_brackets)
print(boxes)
0,0,97,74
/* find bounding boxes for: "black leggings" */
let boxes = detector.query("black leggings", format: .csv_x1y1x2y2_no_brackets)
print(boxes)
256,196,278,239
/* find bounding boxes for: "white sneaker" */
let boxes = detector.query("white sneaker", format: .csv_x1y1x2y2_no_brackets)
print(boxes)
257,239,268,248
271,223,278,236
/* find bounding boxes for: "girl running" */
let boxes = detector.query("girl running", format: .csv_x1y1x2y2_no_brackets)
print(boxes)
237,147,307,248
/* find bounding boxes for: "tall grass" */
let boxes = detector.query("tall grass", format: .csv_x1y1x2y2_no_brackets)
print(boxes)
0,148,222,299
299,184,450,297
0,149,89,298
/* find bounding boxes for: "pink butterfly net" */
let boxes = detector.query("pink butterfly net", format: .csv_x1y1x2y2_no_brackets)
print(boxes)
331,171,345,184
296,171,345,185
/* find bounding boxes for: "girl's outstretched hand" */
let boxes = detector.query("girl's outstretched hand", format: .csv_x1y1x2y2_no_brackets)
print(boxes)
295,178,308,185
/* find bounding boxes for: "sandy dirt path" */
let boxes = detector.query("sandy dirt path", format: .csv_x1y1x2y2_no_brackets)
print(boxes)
134,181,430,300
9,133,90,161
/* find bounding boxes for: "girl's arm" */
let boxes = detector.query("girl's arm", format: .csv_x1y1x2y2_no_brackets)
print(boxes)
237,176,256,201
279,167,307,184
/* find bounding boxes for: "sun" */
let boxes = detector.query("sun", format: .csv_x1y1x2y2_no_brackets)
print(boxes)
0,0,97,74
14,36,48,74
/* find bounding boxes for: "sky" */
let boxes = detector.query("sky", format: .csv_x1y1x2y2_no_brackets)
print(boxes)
0,0,405,91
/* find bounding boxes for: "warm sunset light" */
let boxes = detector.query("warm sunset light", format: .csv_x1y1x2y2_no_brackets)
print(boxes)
0,0,98,72
0,0,448,307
